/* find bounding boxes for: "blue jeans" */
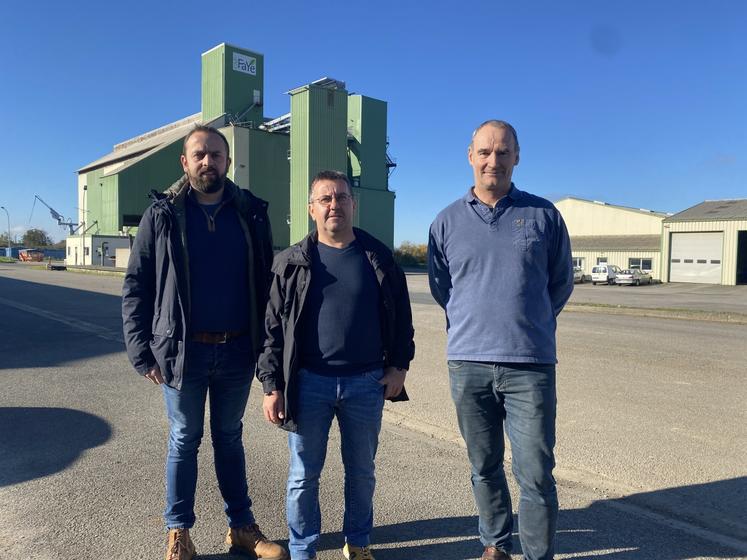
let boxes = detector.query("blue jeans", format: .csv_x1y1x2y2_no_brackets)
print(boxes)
448,361,558,560
161,337,255,529
286,368,385,560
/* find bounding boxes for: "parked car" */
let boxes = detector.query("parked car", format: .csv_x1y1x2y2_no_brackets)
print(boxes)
18,249,44,262
615,269,652,286
573,266,586,283
591,264,621,285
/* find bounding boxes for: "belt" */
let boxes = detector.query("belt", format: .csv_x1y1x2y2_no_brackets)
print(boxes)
191,331,247,344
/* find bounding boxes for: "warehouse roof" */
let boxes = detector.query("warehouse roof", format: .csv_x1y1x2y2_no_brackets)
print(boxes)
556,196,671,218
571,235,661,252
78,113,226,175
664,199,747,222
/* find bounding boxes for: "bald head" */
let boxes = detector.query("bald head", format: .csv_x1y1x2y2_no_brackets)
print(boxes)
471,120,520,153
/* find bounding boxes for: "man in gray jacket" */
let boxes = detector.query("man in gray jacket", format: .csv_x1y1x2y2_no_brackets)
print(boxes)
258,170,414,560
122,125,286,560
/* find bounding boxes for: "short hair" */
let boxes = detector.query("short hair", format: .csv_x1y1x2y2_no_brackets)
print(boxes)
471,119,520,153
309,170,353,202
183,125,231,159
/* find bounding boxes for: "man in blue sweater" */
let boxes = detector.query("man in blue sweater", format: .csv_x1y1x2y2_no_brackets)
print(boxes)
428,120,573,560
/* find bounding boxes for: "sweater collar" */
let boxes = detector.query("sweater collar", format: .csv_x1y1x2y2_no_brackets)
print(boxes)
464,183,521,206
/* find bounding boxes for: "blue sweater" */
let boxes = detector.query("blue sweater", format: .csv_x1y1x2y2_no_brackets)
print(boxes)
428,185,573,363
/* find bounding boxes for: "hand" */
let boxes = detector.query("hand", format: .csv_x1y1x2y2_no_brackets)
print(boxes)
144,366,164,385
380,367,407,400
263,391,285,425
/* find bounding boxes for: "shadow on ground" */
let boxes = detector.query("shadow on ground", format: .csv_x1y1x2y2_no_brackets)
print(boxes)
0,407,112,487
293,477,747,559
0,275,125,369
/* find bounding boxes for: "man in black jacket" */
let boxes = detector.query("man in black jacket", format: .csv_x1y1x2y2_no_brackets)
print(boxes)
122,125,287,560
258,170,415,560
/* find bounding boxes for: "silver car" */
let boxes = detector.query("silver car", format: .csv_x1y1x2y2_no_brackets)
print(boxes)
616,269,652,286
573,266,586,283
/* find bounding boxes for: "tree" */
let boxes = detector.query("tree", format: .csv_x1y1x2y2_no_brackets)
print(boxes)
393,242,428,267
22,228,53,248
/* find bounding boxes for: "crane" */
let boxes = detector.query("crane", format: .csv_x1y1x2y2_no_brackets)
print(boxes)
30,195,79,235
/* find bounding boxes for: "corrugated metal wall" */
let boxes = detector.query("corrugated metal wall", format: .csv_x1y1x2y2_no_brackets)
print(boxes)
661,220,747,285
556,198,665,236
572,250,660,277
117,140,184,230
202,44,264,125
353,187,395,249
348,95,388,190
289,85,348,244
229,127,291,249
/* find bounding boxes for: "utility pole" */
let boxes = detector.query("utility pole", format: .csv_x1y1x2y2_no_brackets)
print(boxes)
0,206,10,257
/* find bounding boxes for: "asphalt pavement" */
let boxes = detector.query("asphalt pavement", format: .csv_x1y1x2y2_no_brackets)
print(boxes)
1,264,745,559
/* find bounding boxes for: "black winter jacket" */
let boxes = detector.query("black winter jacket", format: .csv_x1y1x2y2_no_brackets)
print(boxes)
122,176,273,389
256,228,415,432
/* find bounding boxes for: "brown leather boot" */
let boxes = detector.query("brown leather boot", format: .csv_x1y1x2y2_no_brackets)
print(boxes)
481,546,511,560
226,523,289,559
165,528,196,560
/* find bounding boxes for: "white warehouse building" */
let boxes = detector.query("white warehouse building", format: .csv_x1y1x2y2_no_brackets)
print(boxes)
554,197,670,279
661,199,747,286
555,196,747,286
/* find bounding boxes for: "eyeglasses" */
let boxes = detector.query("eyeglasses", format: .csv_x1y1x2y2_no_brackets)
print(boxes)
310,193,353,206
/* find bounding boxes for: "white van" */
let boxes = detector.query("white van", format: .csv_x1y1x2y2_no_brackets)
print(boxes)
591,264,621,285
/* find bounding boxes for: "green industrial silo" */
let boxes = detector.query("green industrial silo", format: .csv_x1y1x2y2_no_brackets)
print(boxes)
202,43,264,126
288,80,348,244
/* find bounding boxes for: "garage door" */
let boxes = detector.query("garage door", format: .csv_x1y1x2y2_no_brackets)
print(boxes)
670,232,723,284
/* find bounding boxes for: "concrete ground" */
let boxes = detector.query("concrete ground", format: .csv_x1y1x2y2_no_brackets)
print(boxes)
0,264,745,559
405,271,747,316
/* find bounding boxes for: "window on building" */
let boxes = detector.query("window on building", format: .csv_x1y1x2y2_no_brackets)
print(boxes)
596,257,607,265
84,247,90,256
629,258,653,271
67,247,71,255
572,257,585,269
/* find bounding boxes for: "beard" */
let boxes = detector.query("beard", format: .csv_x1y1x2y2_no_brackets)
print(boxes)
189,167,226,194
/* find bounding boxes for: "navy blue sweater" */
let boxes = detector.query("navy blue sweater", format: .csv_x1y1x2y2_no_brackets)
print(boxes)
300,240,383,375
428,185,573,363
186,191,249,333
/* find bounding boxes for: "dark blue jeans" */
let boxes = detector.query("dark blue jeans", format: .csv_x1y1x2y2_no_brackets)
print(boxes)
448,361,558,560
161,337,254,529
286,368,385,560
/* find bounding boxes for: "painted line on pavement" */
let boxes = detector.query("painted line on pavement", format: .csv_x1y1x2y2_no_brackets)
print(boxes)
382,407,747,555
0,296,124,344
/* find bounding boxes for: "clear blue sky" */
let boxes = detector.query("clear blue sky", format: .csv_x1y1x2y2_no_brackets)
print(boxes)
1,0,745,244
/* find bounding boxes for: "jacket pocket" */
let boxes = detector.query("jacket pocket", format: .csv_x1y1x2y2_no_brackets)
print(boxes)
149,333,181,378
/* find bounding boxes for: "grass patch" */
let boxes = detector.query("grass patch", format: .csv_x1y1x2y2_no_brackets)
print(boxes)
0,257,15,263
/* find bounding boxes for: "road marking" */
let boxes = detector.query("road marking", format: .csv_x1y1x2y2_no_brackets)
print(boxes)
382,407,747,555
0,297,124,344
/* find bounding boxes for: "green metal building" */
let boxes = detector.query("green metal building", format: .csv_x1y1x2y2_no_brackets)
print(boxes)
67,43,396,266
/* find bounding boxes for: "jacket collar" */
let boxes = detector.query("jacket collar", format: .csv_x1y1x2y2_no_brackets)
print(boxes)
158,174,267,214
289,228,392,270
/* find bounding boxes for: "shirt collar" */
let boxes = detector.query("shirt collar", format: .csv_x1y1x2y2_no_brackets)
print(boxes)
187,183,232,205
464,183,521,205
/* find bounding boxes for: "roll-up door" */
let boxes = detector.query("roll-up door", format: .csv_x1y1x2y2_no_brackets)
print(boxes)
669,232,723,284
